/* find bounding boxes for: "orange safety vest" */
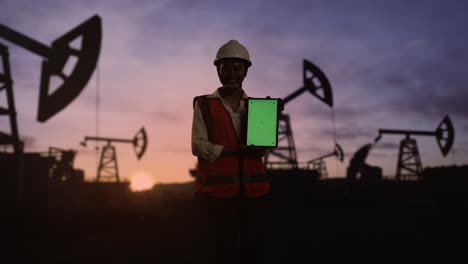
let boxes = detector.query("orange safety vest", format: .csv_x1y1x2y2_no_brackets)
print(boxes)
193,95,270,198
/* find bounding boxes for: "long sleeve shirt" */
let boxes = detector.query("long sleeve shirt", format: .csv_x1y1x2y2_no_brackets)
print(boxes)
191,88,248,162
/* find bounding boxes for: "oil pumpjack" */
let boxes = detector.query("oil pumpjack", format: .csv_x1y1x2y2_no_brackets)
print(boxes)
80,127,148,182
306,144,344,179
0,15,102,205
374,115,454,181
264,59,334,176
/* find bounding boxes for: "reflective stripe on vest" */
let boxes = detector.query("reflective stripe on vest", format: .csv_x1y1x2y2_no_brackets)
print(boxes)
194,96,270,198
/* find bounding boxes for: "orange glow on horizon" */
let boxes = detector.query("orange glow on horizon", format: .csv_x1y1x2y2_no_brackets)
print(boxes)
129,171,155,192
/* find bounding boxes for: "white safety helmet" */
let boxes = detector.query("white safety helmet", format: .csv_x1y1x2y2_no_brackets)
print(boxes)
214,39,252,67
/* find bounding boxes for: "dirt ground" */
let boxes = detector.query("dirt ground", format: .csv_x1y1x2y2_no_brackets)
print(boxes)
5,178,468,263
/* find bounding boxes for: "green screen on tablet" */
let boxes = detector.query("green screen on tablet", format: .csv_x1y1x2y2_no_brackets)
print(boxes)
246,98,279,147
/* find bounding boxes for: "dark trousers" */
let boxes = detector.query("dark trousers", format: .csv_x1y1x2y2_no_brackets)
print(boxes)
206,195,272,264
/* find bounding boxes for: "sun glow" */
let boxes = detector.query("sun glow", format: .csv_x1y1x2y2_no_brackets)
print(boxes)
129,171,155,192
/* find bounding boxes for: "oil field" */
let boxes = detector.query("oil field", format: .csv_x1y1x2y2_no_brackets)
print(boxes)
2,2,468,263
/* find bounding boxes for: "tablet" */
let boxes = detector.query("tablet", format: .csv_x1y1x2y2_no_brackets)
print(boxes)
246,98,279,147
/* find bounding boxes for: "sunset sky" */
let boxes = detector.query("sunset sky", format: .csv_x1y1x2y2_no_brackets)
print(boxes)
1,0,467,184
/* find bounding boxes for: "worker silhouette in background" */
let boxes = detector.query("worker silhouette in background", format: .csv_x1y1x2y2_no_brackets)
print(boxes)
192,39,281,264
346,143,382,181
